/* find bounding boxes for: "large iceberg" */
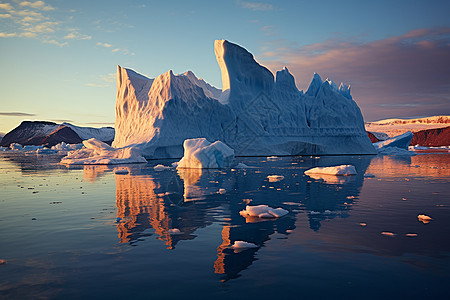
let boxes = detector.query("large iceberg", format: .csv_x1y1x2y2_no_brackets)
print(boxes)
113,40,376,158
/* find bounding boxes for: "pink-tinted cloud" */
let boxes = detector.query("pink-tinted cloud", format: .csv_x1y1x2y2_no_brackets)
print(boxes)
260,27,450,121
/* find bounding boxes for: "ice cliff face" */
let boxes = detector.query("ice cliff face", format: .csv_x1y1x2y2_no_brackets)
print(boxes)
113,40,376,158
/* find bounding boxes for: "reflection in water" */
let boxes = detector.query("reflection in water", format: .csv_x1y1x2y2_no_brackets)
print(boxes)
110,155,372,281
83,165,111,182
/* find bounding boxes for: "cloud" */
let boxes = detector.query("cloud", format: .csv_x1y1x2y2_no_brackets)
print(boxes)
0,13,11,18
96,42,112,48
19,1,54,11
260,27,450,121
64,31,91,40
45,39,67,47
240,1,274,11
0,32,17,38
24,21,58,33
0,112,36,117
0,3,14,11
101,73,116,83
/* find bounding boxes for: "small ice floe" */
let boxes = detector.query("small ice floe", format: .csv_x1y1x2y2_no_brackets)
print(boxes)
114,169,129,175
381,231,396,237
417,214,432,223
267,175,284,182
304,165,356,176
401,197,407,201
218,188,226,194
154,164,171,171
0,259,6,265
310,211,321,215
364,173,375,178
240,205,288,219
405,233,418,237
359,222,367,227
266,156,278,160
168,228,183,235
229,241,258,250
346,196,357,199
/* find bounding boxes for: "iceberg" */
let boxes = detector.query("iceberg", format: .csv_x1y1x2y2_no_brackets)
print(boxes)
60,138,147,165
177,138,235,169
373,131,413,151
113,40,376,158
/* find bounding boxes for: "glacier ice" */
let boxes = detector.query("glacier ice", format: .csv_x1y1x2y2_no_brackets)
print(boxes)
177,138,235,169
60,138,147,165
113,39,376,158
373,131,414,151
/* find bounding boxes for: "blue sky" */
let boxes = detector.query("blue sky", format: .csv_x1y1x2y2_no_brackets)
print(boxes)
1,0,449,133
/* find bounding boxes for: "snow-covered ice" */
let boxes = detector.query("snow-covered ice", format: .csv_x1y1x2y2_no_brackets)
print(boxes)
154,164,171,171
304,165,357,176
267,175,285,182
229,241,258,249
60,138,147,165
112,40,375,158
239,205,288,219
177,138,234,169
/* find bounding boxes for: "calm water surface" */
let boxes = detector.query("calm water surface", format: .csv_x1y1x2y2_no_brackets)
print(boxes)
0,152,449,299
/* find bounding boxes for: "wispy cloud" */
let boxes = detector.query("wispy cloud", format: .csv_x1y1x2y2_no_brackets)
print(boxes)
64,30,91,40
86,83,110,88
0,13,11,18
45,39,67,47
0,32,17,37
96,42,112,48
19,1,54,11
240,1,274,11
0,112,36,116
0,3,14,11
260,27,450,120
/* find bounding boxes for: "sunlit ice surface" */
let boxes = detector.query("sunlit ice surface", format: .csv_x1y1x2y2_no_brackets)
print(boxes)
0,152,449,299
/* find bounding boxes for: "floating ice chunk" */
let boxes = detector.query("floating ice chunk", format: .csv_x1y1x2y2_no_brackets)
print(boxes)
36,148,58,154
177,138,234,169
171,161,178,167
381,231,396,237
154,164,171,171
364,173,375,178
304,165,356,176
267,156,279,160
23,145,43,151
218,188,226,194
10,143,23,150
405,233,418,237
168,228,183,235
310,211,321,215
60,138,147,165
359,222,367,227
240,205,288,219
230,241,258,249
267,175,285,182
417,214,432,223
114,169,129,175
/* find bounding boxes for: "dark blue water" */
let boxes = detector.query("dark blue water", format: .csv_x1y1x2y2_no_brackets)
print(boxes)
0,152,449,299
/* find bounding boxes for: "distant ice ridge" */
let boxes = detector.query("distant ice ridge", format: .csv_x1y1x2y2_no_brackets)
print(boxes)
113,39,376,158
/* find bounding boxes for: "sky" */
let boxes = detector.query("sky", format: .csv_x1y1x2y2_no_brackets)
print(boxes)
1,0,449,133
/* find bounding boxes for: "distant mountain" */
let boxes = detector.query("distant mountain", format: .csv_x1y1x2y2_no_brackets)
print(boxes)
410,126,450,147
365,115,450,138
0,121,115,147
